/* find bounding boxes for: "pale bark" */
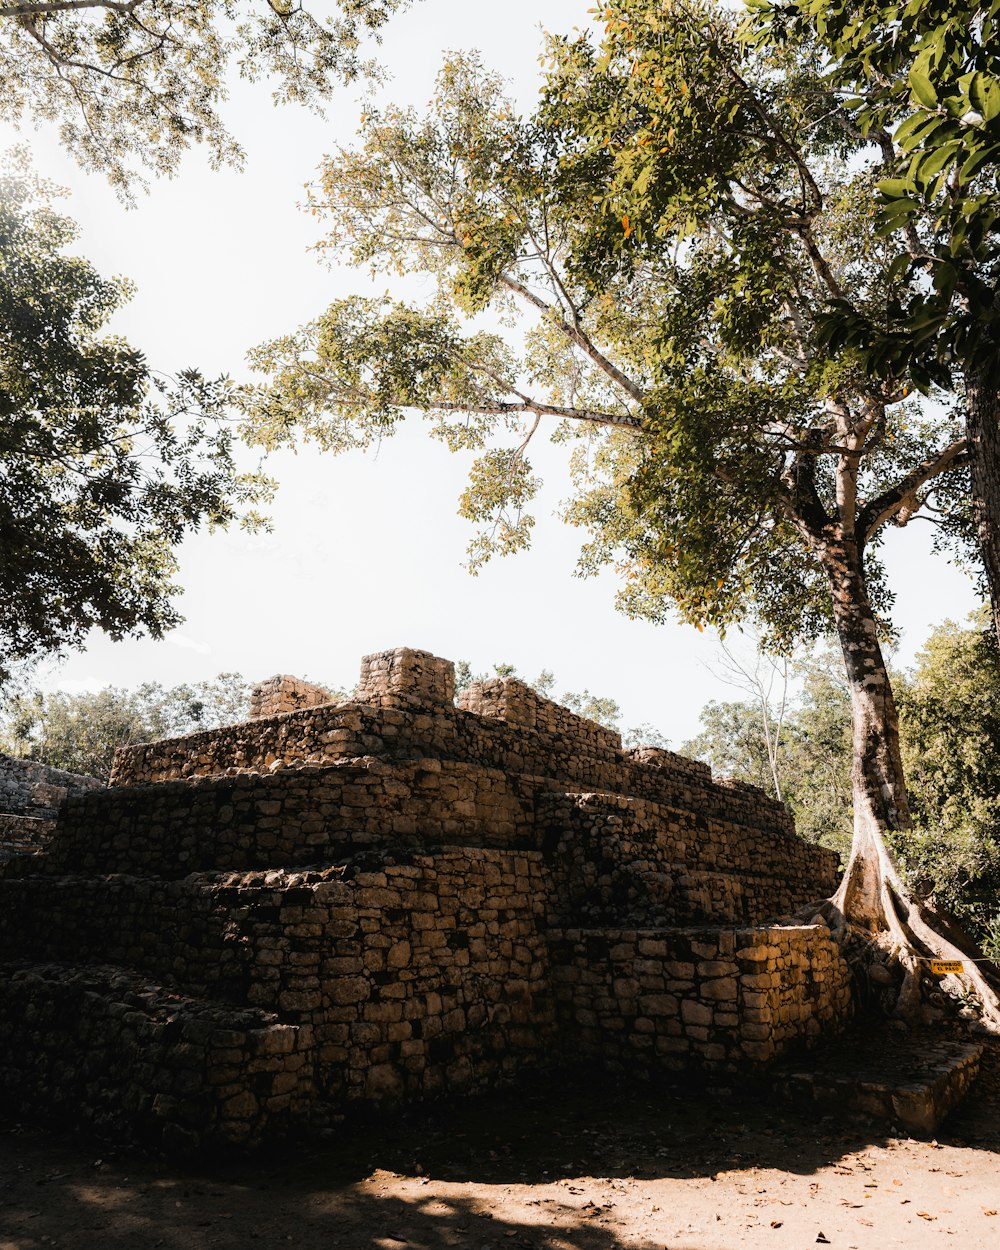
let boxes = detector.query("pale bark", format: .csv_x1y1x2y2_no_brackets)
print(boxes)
813,533,1000,1029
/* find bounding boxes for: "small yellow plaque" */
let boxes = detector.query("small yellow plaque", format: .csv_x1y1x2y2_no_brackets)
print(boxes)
930,960,964,975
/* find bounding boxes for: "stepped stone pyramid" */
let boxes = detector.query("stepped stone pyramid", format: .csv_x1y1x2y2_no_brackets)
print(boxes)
0,648,852,1151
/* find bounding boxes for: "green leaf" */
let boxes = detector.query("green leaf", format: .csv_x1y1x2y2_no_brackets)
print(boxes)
887,253,912,282
983,79,1000,123
909,68,939,109
899,117,958,156
932,261,959,300
877,177,910,199
959,143,998,184
910,140,962,188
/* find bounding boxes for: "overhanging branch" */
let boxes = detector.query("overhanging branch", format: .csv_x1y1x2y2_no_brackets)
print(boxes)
860,438,969,540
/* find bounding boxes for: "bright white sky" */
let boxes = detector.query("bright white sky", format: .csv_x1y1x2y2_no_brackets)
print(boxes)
4,0,982,744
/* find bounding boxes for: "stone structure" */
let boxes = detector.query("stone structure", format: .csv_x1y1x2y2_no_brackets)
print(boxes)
0,648,851,1151
0,753,102,862
248,674,334,721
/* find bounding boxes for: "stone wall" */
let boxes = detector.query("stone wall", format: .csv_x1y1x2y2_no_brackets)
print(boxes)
26,757,838,917
541,791,836,926
0,752,101,819
0,753,102,862
249,675,336,720
0,963,313,1151
0,814,55,863
23,760,539,878
0,646,850,1149
0,849,556,1144
457,676,623,756
549,925,853,1072
357,647,456,708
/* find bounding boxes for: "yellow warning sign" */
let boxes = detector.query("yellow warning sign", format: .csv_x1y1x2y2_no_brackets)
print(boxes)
930,960,964,975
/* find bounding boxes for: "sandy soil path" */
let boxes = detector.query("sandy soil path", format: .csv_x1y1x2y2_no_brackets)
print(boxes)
2,1047,999,1250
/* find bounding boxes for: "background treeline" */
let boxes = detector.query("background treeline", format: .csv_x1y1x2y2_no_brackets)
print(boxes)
683,613,1000,957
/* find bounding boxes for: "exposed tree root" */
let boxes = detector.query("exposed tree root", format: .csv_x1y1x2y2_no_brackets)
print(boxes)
797,832,1000,1034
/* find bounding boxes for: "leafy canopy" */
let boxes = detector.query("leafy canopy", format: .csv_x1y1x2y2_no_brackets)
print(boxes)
0,0,410,192
0,156,270,683
242,4,974,653
749,0,1000,388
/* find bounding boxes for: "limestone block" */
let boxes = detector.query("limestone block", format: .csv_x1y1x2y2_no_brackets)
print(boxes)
250,675,335,720
681,999,713,1027
356,648,456,707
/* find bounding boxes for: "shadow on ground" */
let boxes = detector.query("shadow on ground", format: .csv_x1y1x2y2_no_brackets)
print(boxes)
2,1043,999,1250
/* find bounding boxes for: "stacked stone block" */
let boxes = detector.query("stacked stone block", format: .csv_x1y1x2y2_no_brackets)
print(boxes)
0,647,850,1149
0,753,102,861
549,925,852,1071
249,674,335,720
357,647,456,708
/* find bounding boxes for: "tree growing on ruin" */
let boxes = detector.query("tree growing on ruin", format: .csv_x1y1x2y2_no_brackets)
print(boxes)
0,156,270,685
0,0,410,192
241,5,999,1022
748,0,1000,645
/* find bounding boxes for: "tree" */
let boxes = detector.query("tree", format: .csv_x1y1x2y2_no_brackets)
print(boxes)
1,672,254,778
784,654,854,853
240,7,997,1021
0,0,410,192
894,611,1000,947
683,648,854,857
0,156,269,685
685,619,1000,953
708,632,792,799
749,0,1000,645
683,698,779,793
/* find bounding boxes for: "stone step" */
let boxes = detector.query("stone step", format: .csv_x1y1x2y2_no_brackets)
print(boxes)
763,1026,983,1135
0,960,315,1151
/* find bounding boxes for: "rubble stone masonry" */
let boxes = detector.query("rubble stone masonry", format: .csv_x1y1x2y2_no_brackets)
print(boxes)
0,754,101,862
0,648,851,1150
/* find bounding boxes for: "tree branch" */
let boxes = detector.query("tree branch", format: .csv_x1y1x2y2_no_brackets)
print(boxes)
499,274,646,405
432,398,641,430
860,438,969,540
2,0,141,14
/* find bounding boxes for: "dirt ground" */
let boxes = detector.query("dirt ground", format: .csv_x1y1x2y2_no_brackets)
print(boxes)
2,1045,1000,1250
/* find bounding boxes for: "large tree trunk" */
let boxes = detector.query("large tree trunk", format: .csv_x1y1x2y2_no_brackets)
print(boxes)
964,367,1000,647
817,535,1000,1028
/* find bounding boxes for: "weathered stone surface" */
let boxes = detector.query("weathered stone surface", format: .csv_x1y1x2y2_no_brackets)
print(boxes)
0,755,102,862
249,675,336,720
0,646,851,1150
769,1032,983,1136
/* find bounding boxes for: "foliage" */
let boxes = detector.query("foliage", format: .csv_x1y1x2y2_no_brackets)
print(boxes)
622,721,670,750
893,610,1000,934
684,617,1000,939
1,673,253,779
560,687,623,731
681,650,853,855
683,698,779,789
0,0,410,193
0,156,271,684
782,655,853,852
243,10,972,657
750,0,1000,390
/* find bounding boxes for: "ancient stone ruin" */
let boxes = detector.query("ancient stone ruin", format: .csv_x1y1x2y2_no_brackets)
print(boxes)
0,647,852,1151
0,754,101,863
